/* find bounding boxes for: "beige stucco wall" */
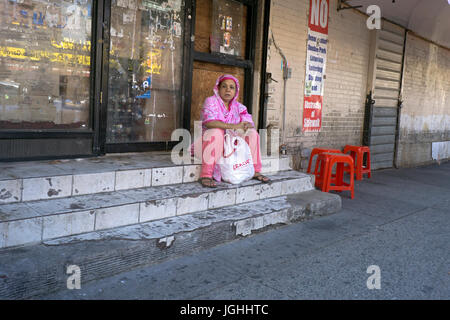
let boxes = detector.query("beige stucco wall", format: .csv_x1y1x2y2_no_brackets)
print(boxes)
397,33,450,167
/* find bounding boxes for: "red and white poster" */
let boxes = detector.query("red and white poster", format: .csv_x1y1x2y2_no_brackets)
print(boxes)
302,0,329,132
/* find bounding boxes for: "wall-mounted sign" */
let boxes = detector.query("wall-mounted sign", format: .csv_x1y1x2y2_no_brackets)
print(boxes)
302,0,329,132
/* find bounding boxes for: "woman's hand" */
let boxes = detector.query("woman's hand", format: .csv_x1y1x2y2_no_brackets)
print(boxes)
232,122,246,131
233,122,253,131
205,121,254,131
242,122,254,131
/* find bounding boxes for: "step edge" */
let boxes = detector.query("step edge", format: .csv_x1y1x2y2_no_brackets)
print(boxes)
0,158,293,204
0,177,315,249
0,172,311,222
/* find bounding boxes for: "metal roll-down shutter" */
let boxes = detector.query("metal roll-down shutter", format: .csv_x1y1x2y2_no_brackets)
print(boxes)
364,21,406,170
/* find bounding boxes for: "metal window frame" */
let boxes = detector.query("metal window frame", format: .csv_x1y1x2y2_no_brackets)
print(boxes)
95,0,110,156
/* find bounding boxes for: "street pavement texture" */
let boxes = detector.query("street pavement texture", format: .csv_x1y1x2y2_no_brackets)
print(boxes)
41,161,450,300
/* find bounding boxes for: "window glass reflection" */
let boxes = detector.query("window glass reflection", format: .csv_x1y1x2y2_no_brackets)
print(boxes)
0,0,92,130
107,0,184,143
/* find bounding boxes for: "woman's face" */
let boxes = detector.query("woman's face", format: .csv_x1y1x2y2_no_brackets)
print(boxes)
218,79,236,104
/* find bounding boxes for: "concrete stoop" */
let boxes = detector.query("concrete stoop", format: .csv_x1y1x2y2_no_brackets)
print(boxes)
0,153,342,299
0,154,292,249
1,170,311,248
0,190,341,299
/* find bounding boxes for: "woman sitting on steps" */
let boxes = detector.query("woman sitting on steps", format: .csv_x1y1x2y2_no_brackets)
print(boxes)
198,74,270,188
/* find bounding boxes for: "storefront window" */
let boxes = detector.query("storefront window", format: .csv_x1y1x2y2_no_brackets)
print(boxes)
107,0,184,143
0,0,93,130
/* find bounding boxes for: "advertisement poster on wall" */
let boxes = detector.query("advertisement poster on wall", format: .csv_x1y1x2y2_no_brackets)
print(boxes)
302,0,329,132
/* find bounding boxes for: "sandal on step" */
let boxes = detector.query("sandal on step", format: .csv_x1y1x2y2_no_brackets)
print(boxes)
199,177,218,188
253,173,270,183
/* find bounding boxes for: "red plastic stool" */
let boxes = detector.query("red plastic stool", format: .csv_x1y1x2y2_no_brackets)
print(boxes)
314,152,334,189
314,152,355,199
343,145,371,180
307,148,342,174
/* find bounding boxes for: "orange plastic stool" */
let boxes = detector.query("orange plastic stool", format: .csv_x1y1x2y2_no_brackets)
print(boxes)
314,152,345,188
314,152,355,199
307,148,342,174
314,153,334,189
343,145,371,180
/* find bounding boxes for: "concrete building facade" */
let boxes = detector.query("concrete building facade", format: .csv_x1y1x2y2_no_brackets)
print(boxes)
398,33,450,167
0,0,448,169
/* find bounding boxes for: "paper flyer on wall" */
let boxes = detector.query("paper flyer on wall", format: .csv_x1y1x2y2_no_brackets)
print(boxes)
302,0,329,132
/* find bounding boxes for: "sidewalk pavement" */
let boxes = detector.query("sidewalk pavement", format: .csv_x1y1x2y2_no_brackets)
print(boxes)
40,161,450,300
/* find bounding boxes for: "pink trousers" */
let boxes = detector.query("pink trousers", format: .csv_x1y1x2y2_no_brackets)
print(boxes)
200,128,262,178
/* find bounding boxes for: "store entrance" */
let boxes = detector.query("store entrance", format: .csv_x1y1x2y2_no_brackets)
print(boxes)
104,0,257,153
105,0,185,152
190,0,255,133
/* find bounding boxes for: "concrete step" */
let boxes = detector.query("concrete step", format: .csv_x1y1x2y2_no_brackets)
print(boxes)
0,170,314,249
0,153,291,204
0,190,341,299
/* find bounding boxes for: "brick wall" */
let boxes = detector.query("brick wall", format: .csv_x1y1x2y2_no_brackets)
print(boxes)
397,33,450,167
266,0,371,170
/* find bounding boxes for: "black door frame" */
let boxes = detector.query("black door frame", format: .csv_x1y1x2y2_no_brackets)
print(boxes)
258,0,270,130
94,0,109,156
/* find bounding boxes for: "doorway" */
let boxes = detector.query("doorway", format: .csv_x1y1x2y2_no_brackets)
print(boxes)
189,0,257,133
103,0,258,153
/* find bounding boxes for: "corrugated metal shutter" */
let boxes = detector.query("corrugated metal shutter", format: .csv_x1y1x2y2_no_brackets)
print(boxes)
365,22,406,170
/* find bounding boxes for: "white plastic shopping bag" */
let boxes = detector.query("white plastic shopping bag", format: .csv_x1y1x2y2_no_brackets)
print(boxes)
219,130,255,184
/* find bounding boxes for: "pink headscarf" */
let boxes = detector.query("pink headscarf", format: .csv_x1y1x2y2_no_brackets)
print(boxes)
202,74,253,129
214,74,240,108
